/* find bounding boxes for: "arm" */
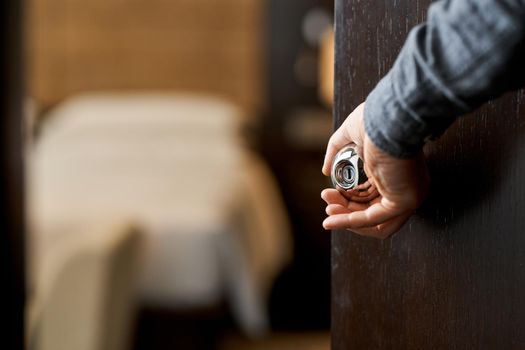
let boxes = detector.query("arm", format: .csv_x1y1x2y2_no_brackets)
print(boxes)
366,0,525,158
322,0,525,238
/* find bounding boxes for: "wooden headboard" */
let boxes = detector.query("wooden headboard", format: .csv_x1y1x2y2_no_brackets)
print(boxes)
26,0,265,115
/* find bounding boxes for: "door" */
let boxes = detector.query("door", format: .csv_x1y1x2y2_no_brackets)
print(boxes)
1,0,26,348
332,1,525,348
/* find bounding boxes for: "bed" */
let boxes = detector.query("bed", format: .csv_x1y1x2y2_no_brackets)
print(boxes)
28,93,292,340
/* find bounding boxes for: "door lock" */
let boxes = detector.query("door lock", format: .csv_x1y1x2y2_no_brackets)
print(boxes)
331,145,368,195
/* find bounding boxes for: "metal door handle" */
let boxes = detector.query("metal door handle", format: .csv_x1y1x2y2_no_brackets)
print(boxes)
331,145,376,201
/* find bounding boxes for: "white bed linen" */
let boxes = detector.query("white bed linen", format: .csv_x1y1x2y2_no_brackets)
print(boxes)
29,93,292,336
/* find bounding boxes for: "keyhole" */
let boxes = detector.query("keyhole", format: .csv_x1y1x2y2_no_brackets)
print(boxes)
342,165,355,184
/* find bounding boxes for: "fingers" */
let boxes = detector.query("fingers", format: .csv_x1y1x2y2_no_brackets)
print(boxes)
321,182,379,205
325,204,348,215
348,213,411,239
325,202,368,215
323,200,404,230
322,128,351,176
321,188,348,206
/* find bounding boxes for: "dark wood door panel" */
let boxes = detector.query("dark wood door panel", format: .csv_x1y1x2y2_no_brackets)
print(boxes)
333,0,525,348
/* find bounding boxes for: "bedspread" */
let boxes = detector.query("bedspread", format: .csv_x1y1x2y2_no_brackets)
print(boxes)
28,93,292,335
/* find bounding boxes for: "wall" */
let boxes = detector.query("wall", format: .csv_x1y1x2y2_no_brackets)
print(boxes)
26,0,265,115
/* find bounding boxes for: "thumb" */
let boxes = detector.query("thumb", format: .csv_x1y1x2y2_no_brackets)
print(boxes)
322,128,351,176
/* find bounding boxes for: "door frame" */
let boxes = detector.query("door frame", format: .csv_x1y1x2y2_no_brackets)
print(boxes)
1,0,26,348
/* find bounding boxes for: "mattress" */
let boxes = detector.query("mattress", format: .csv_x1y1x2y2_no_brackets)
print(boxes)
28,93,292,335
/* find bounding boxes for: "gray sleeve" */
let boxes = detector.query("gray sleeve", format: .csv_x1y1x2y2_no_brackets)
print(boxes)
364,0,525,158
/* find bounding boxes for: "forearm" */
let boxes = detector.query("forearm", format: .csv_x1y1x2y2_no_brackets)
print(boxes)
364,0,525,158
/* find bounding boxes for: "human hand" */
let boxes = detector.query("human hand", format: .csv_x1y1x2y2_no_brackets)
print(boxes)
321,103,429,239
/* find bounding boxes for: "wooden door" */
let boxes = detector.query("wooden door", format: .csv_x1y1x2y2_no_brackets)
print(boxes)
332,1,525,348
1,0,26,348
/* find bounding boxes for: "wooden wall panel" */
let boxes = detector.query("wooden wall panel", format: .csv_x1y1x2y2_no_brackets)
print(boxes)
26,0,265,114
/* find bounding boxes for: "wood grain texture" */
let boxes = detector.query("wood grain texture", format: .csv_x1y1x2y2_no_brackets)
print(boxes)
26,0,265,114
333,0,525,349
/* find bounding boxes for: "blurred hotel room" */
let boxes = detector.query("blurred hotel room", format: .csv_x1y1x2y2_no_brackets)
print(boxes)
24,0,334,349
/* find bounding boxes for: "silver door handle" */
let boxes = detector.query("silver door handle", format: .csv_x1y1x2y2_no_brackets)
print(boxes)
331,145,371,200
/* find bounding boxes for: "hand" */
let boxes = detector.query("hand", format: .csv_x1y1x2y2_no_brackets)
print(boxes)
321,103,429,239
